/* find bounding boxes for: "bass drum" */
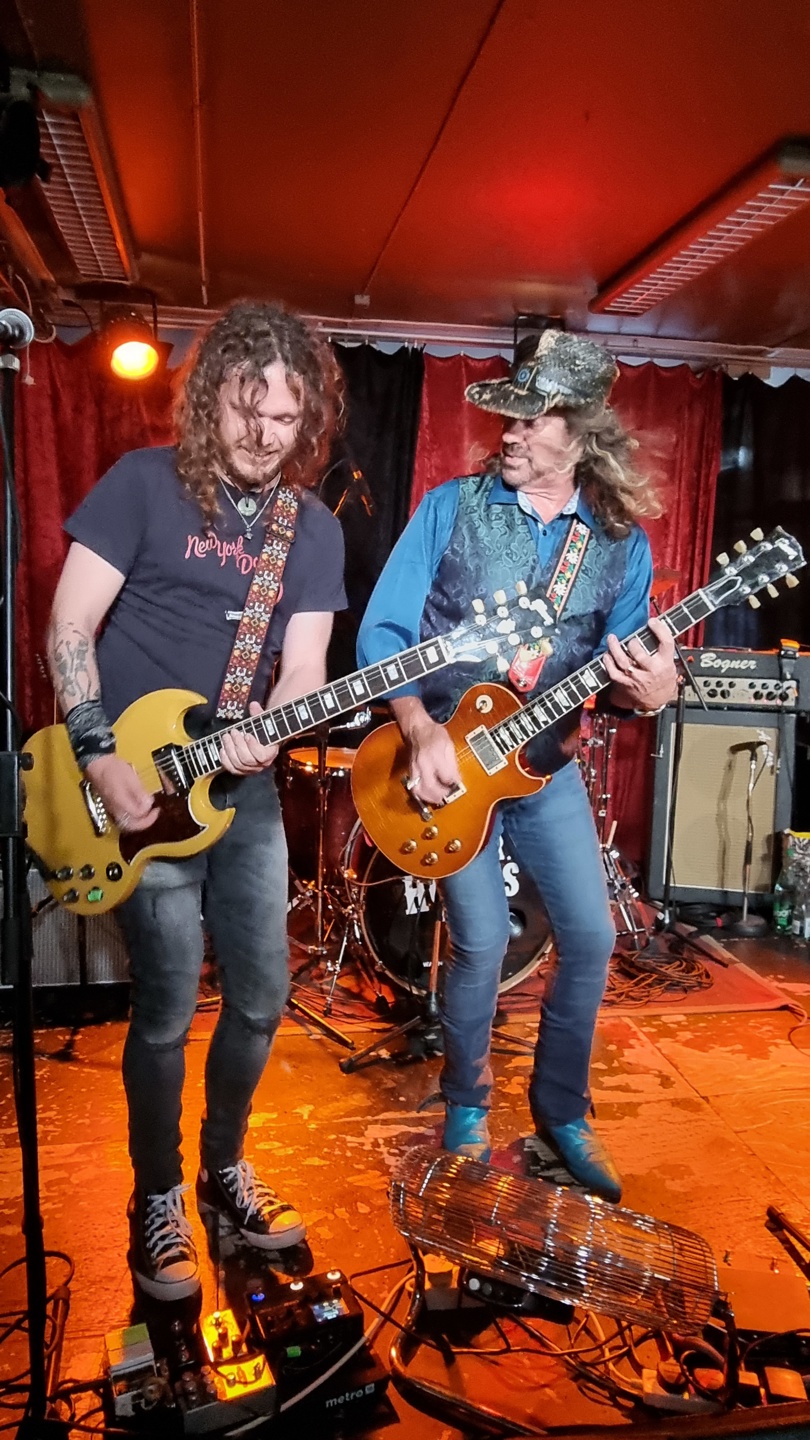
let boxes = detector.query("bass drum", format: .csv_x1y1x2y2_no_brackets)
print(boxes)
344,821,552,995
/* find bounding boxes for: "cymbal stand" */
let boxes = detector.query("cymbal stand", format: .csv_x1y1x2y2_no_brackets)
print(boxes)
286,726,357,1050
581,712,653,950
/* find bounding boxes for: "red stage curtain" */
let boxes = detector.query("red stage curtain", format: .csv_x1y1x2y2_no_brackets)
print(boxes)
15,336,173,732
410,353,509,514
410,355,723,866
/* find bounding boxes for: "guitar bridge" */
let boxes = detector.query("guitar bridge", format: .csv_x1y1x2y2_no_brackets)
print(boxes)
81,779,109,837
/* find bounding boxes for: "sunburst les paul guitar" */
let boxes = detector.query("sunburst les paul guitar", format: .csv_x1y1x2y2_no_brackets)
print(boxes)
351,527,806,880
23,583,555,914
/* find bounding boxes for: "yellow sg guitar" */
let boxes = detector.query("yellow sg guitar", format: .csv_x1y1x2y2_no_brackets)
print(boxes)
351,528,805,879
23,583,553,914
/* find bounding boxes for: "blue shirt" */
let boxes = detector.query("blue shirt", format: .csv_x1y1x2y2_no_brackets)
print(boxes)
357,475,652,696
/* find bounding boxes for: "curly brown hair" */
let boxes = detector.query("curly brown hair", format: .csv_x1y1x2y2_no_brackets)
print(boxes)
174,301,346,527
490,403,661,538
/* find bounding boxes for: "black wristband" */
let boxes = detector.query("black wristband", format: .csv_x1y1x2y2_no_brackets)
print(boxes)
65,699,116,770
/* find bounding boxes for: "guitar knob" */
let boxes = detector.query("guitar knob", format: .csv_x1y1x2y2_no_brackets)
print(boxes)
422,826,439,839
446,839,463,853
106,863,123,881
79,865,95,880
422,852,439,866
62,889,79,904
55,867,74,881
401,840,417,854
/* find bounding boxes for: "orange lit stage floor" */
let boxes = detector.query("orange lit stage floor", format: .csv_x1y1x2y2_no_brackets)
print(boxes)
1,935,810,1437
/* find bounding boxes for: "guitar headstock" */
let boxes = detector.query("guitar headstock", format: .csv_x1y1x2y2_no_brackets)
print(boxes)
707,526,805,610
444,582,555,665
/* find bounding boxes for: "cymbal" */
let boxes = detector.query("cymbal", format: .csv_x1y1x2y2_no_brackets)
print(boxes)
651,566,681,597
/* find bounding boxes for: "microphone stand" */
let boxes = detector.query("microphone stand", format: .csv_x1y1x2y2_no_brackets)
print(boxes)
636,603,735,967
0,344,68,1436
727,744,769,937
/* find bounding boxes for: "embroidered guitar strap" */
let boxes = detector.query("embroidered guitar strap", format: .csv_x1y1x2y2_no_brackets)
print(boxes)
216,483,299,721
509,517,591,692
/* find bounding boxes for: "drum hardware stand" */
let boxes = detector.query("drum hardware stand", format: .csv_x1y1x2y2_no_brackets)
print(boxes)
339,897,447,1073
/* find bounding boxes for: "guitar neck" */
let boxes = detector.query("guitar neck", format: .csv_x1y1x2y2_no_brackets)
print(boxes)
489,587,715,755
175,634,454,781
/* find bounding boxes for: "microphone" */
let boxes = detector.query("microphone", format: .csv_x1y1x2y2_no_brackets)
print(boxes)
729,739,768,753
350,465,375,517
0,308,35,348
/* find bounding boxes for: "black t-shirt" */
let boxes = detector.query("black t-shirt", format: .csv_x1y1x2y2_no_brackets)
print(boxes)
65,446,347,724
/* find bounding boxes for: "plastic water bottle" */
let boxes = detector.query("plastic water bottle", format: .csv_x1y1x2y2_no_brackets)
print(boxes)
773,866,794,934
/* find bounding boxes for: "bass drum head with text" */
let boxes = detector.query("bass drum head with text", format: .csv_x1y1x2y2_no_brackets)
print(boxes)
345,822,552,995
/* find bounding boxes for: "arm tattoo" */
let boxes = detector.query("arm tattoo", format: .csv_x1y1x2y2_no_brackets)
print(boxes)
48,622,100,711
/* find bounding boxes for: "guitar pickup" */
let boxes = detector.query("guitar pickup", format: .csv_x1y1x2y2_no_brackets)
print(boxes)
81,780,109,837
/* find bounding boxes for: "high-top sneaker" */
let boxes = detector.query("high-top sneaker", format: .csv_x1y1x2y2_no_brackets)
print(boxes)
128,1184,201,1300
196,1160,306,1249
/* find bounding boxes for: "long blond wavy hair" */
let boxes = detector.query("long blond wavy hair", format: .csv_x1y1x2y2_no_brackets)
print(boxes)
174,301,345,528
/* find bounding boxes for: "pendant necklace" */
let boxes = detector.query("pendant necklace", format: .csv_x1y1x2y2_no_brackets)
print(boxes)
219,474,280,540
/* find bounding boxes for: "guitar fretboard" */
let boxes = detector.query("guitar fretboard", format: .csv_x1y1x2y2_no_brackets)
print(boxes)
487,589,715,757
165,636,454,787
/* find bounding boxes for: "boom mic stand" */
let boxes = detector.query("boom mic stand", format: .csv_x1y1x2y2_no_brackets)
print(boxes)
0,331,68,1436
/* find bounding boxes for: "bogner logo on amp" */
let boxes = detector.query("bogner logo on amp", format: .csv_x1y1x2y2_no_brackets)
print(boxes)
698,651,758,673
681,646,808,710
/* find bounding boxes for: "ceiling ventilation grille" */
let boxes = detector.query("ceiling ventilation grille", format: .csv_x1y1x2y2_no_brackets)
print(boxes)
37,107,131,282
592,140,810,318
605,179,810,316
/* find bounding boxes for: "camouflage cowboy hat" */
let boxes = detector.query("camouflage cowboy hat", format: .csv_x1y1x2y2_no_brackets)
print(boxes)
465,330,618,420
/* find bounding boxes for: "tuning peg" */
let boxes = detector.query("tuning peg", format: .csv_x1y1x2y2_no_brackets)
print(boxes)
496,656,510,673
508,632,520,646
750,527,764,542
496,606,509,618
786,574,800,589
484,640,498,654
515,580,527,595
766,584,779,598
733,540,747,555
716,552,729,567
748,595,761,609
530,626,544,638
472,598,485,613
518,595,530,607
475,614,487,626
493,589,507,604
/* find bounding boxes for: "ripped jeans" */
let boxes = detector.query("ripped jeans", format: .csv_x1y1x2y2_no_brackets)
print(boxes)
116,772,290,1195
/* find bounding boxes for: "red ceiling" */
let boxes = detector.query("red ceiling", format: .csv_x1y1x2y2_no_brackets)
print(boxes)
42,0,810,343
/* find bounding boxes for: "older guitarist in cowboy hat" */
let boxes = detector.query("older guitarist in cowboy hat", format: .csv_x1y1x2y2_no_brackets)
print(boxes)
358,330,677,1202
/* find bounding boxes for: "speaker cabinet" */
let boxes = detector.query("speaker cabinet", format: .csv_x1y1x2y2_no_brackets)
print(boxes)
1,868,129,987
647,708,795,906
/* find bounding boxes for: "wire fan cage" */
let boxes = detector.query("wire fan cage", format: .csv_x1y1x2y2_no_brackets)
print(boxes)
391,1148,718,1333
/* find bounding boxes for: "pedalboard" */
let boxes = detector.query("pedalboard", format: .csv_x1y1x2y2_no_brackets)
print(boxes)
249,1267,364,1375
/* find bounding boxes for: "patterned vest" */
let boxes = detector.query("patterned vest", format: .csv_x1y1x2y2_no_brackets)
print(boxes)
419,474,634,773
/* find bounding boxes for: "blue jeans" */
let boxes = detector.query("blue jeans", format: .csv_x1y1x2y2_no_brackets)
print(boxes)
439,760,615,1126
116,772,290,1194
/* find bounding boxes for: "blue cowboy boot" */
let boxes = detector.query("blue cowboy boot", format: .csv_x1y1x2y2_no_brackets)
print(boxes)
442,1104,491,1163
540,1118,622,1203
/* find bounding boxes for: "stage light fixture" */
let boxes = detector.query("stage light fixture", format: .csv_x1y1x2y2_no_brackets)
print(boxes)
102,308,160,380
591,139,810,317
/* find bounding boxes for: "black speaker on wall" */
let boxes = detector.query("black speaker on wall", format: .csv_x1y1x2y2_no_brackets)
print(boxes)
647,706,796,907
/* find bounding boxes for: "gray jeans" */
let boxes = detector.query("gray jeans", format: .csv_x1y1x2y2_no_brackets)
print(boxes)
116,771,290,1194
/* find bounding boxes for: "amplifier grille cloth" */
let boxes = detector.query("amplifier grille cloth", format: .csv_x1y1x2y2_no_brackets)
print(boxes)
670,723,778,894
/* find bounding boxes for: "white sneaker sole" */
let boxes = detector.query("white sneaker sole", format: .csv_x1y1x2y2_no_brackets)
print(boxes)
197,1198,307,1250
131,1265,201,1301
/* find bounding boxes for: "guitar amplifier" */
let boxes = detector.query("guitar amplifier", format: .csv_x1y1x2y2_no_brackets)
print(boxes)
0,867,129,988
680,646,810,710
